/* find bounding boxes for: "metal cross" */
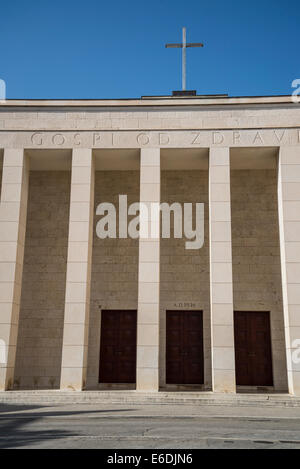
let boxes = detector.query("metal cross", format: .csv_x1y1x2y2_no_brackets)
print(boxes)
165,27,204,91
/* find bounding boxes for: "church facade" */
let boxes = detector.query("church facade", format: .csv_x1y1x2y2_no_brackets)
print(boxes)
0,94,300,394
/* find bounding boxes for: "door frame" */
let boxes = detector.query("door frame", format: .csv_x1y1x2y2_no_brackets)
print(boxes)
234,310,274,389
98,309,137,387
165,310,204,387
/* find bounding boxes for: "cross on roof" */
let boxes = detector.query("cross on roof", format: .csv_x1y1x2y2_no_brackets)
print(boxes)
166,27,204,91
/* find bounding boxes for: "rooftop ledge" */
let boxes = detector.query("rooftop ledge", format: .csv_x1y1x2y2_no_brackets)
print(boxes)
0,94,298,108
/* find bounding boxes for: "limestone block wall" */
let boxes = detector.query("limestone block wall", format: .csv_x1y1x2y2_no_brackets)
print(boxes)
160,170,211,389
87,171,140,388
2,103,300,131
14,171,70,389
231,169,288,391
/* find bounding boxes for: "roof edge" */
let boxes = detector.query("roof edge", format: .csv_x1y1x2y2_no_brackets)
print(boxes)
0,95,297,108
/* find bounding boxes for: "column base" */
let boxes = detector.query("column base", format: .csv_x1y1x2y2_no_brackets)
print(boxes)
136,368,159,392
212,370,236,393
287,370,300,396
0,367,14,391
60,367,86,391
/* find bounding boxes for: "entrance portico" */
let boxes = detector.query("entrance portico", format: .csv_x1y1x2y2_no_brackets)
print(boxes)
0,94,299,394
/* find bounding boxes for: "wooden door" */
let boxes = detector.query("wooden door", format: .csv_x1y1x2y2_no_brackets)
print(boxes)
99,310,137,383
166,311,204,385
234,311,273,386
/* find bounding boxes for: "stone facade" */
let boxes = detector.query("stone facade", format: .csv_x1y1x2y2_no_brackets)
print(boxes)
231,169,287,391
14,171,70,389
0,94,300,394
87,171,140,389
160,170,211,389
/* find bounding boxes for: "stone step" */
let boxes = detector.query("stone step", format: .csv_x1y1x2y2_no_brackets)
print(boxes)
0,391,300,407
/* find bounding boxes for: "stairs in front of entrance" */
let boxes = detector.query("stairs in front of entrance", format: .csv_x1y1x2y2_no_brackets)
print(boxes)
0,391,300,408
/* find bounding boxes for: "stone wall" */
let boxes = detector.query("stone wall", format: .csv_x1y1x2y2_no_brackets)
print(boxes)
87,169,211,389
14,171,70,389
7,166,289,391
160,170,211,389
2,104,300,131
231,169,288,391
87,171,140,388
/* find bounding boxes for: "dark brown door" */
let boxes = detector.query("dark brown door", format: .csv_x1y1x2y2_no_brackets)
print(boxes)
166,311,204,385
234,311,273,386
99,310,137,383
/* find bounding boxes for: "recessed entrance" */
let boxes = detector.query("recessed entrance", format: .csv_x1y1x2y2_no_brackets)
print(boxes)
99,310,137,384
234,311,273,387
166,311,204,385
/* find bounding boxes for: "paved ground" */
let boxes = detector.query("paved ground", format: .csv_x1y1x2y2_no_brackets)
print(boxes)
1,402,300,449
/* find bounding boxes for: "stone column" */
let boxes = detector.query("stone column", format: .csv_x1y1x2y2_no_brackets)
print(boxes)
60,149,94,391
209,147,236,393
0,149,29,390
278,146,300,395
136,148,160,391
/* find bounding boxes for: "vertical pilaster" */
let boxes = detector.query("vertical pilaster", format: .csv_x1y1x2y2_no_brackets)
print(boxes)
209,147,236,393
136,148,160,391
0,149,29,390
60,149,94,391
278,146,300,395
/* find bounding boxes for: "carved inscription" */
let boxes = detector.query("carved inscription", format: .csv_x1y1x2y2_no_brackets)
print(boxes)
0,128,299,149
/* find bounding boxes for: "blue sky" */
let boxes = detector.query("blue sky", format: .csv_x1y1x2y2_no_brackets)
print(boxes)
0,0,299,99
